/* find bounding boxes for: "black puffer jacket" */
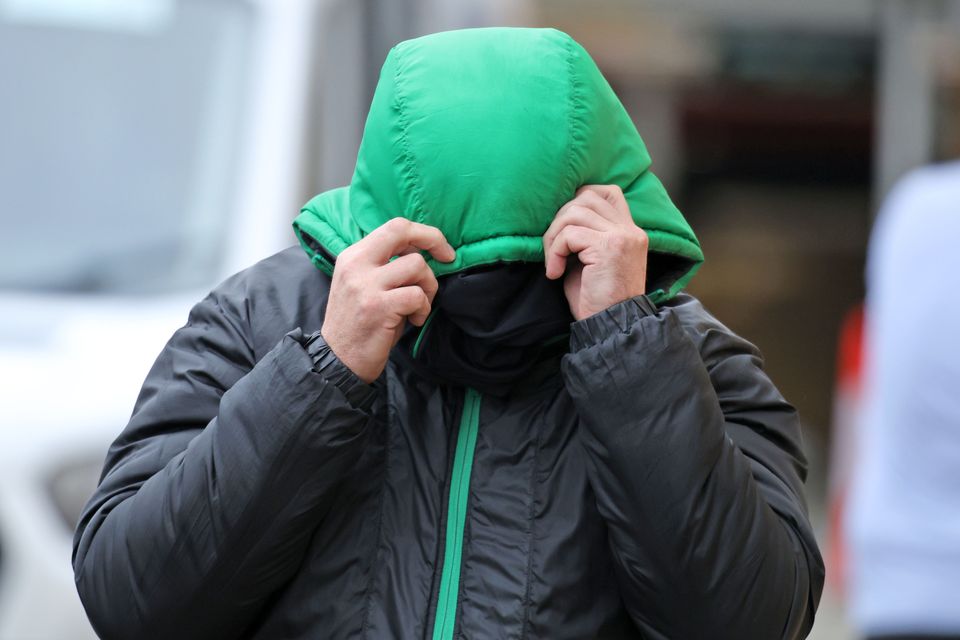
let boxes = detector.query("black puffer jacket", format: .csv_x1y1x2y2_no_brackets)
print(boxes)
72,245,823,639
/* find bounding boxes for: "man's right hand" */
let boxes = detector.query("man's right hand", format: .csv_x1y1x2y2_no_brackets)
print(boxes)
320,217,456,383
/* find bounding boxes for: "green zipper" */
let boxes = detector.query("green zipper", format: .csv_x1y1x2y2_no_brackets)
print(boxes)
431,386,482,640
412,307,439,359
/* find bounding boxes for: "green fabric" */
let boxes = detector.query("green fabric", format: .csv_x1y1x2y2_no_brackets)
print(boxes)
292,27,703,301
432,386,482,640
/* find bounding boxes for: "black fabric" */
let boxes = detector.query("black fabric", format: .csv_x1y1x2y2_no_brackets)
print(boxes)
72,246,825,640
393,261,574,396
302,329,379,410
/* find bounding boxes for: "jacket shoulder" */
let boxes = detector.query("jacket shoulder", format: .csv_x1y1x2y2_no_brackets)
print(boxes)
204,245,331,359
660,292,764,366
663,292,812,492
211,245,327,297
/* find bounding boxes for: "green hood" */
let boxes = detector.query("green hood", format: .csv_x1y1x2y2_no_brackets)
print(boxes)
293,27,703,303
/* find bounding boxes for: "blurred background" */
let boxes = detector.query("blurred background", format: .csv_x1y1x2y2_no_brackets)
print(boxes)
1,0,958,637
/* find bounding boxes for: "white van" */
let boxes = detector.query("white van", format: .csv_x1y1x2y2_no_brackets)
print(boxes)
0,0,372,636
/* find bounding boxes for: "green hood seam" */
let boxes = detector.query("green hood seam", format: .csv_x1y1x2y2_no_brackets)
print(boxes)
295,207,701,276
563,34,583,207
295,216,703,306
393,44,430,227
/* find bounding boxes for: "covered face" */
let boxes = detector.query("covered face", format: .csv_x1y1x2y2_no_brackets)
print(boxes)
293,26,702,303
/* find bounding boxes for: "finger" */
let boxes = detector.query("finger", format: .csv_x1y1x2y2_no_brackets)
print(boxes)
543,203,614,253
376,253,439,304
569,187,625,222
545,225,600,279
576,184,632,219
383,285,432,326
364,217,456,264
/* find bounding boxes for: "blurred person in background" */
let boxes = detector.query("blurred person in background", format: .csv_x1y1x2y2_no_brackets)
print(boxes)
72,27,823,639
845,161,960,640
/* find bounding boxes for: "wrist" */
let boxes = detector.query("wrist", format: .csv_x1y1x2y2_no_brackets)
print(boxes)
302,329,378,410
569,294,658,351
319,325,378,384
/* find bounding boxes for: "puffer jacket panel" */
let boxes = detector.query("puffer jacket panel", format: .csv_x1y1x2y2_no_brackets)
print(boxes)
72,246,823,640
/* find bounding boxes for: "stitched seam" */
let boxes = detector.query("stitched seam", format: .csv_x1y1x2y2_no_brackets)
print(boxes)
310,222,697,254
294,217,352,255
450,227,693,250
564,36,583,201
519,404,547,640
360,399,391,638
392,45,429,225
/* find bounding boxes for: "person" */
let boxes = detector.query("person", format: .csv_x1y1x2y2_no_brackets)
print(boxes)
72,27,823,639
845,161,960,640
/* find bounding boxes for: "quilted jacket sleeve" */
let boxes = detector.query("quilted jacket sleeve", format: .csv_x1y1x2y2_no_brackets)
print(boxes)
71,282,377,640
560,293,824,640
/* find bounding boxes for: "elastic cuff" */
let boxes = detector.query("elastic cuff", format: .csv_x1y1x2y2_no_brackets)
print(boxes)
300,329,378,411
569,294,659,351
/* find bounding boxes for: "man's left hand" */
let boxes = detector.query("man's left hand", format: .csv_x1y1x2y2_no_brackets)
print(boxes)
543,184,649,321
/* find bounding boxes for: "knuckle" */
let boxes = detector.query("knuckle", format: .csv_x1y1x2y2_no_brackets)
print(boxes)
409,251,428,268
571,191,592,207
392,253,414,269
404,289,425,310
580,190,602,205
345,264,367,284
357,293,380,315
607,234,629,252
635,227,649,248
338,245,357,264
386,217,410,234
337,270,358,292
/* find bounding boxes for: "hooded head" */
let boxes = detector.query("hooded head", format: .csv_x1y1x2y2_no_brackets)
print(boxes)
293,27,703,304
